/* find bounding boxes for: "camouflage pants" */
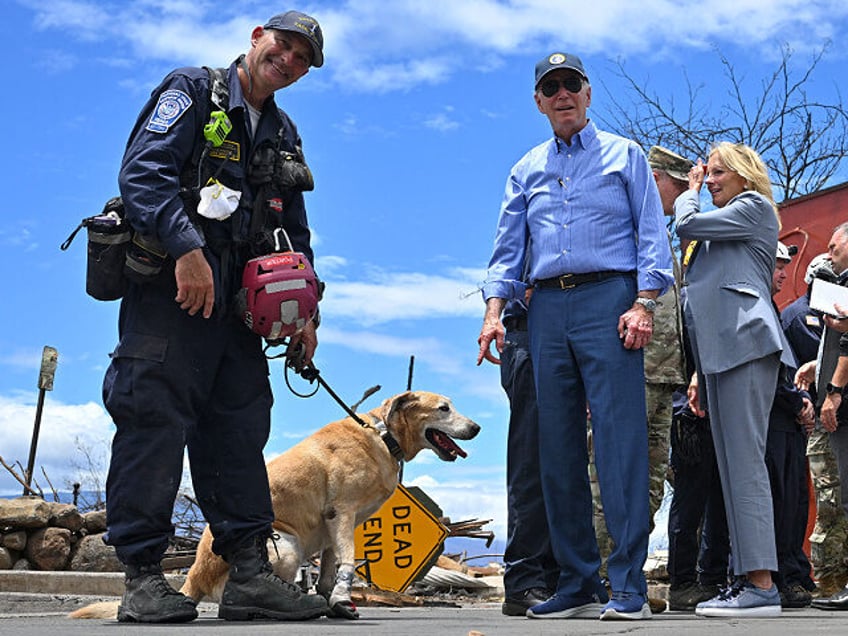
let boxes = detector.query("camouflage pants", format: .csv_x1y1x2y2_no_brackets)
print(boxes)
590,383,672,576
807,427,848,592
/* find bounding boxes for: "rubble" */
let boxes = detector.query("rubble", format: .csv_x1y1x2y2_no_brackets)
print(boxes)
0,497,120,573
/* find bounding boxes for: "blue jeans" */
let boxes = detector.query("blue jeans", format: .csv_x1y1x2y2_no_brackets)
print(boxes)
529,274,649,598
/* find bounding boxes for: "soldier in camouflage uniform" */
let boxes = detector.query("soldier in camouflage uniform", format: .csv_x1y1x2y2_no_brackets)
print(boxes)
807,432,848,595
591,147,688,587
781,254,848,597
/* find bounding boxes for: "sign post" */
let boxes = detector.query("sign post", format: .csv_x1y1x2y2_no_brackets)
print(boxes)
23,345,58,495
354,484,448,593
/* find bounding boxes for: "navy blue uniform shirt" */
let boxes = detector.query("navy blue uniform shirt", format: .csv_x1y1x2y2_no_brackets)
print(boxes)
118,58,314,300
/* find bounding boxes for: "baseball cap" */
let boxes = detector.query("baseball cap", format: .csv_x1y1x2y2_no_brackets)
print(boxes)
264,11,324,68
535,52,587,87
776,241,793,263
648,146,693,182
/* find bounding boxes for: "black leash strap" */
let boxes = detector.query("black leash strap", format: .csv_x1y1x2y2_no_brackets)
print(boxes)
265,342,405,462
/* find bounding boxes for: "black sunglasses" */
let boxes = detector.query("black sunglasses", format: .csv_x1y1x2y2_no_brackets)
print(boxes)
539,77,584,97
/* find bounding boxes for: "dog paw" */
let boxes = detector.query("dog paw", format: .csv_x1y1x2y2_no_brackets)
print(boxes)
327,600,359,620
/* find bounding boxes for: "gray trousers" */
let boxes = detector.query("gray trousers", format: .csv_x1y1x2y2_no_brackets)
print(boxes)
703,354,779,575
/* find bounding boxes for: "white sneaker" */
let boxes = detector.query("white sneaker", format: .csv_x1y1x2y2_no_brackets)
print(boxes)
695,581,781,618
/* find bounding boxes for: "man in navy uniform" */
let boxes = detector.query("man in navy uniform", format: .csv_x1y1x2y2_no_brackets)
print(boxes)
102,11,327,623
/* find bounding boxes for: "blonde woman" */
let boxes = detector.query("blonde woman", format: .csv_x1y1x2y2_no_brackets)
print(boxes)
675,142,795,618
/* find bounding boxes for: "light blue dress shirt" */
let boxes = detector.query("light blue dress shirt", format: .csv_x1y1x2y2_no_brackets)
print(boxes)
482,121,673,302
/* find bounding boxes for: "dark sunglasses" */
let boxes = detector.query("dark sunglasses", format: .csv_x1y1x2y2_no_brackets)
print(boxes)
539,77,584,97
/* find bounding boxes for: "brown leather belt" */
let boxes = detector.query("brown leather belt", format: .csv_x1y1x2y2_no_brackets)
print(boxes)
535,270,631,290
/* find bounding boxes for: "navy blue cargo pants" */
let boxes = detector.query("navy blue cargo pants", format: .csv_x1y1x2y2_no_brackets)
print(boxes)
102,281,275,566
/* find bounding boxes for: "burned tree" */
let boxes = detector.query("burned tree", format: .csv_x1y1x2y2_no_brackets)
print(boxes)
597,43,848,201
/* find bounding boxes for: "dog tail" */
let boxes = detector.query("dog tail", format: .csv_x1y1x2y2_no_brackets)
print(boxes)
67,600,120,619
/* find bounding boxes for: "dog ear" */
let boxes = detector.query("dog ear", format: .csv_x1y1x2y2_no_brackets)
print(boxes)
384,391,418,425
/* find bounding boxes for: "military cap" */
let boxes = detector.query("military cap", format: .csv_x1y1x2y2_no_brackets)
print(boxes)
648,146,693,182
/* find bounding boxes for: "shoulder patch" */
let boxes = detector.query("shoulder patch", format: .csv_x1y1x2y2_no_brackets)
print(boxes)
146,89,193,133
805,315,822,328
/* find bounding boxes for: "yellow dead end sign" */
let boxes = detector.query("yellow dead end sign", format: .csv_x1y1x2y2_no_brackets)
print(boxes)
354,484,448,593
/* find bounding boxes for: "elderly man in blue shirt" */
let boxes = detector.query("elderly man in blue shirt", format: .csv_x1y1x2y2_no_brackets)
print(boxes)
478,52,673,621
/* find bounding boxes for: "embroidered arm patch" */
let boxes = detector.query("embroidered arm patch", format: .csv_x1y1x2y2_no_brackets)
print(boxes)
146,89,193,133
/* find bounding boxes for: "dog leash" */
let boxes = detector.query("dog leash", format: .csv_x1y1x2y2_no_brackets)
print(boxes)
265,341,406,463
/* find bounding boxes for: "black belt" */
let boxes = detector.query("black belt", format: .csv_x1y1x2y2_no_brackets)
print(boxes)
535,270,631,290
502,315,528,332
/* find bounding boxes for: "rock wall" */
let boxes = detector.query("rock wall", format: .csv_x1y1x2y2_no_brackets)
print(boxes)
0,496,121,572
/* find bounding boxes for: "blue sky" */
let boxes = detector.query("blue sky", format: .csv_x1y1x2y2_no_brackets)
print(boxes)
2,0,848,555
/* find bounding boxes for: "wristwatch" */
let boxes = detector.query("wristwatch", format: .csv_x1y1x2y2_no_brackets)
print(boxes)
635,297,657,313
826,382,845,396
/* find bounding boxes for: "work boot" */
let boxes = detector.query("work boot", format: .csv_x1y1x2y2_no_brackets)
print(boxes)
117,563,198,623
780,584,812,608
218,535,328,621
668,581,722,611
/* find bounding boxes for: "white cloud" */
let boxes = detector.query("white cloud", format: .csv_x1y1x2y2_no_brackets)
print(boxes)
319,265,485,325
0,349,40,371
23,0,848,92
315,324,506,405
0,395,114,497
406,472,507,544
424,110,460,133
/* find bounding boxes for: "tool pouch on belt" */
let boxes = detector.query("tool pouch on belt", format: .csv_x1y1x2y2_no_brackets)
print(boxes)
249,142,314,192
61,196,132,301
62,196,174,300
124,233,169,284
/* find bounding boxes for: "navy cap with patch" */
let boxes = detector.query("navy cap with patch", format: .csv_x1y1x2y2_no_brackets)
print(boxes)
264,10,324,68
535,52,587,87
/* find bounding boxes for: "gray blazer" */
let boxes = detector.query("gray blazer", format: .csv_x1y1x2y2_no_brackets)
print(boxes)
675,190,795,376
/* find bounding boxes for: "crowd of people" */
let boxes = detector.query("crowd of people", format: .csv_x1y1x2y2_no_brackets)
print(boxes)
478,49,848,621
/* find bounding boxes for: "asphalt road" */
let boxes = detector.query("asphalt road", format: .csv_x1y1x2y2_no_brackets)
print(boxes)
2,593,848,636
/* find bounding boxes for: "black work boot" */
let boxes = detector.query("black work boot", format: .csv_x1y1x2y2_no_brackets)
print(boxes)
117,563,198,623
218,535,327,621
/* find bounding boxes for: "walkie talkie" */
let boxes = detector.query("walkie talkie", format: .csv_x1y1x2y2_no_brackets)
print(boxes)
203,111,232,147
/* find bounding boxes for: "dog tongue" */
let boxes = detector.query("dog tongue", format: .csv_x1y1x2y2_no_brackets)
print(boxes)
433,430,467,458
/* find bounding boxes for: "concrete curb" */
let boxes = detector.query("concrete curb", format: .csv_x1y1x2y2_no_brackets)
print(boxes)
0,571,185,597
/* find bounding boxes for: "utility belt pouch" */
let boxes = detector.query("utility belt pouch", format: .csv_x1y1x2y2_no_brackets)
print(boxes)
275,148,314,191
61,196,131,301
249,143,314,192
124,233,169,283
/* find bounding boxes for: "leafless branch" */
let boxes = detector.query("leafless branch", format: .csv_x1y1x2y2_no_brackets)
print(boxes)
596,42,848,201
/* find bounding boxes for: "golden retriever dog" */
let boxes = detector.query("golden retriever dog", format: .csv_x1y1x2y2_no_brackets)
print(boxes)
70,391,479,620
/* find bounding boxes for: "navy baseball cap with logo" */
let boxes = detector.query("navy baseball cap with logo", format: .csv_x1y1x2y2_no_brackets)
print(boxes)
535,52,587,87
264,10,324,68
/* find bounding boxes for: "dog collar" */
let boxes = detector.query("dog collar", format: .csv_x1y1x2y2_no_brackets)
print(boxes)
367,416,405,463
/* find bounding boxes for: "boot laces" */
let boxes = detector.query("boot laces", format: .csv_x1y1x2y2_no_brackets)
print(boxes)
261,533,301,594
147,574,184,598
